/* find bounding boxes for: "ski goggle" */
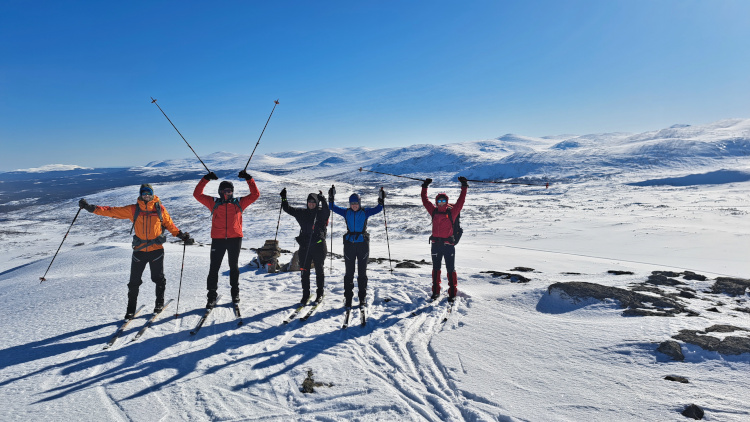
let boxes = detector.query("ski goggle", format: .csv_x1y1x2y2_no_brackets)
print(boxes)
436,199,447,203
140,191,153,197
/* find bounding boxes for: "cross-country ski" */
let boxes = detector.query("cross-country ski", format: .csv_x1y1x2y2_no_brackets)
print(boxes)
131,299,174,342
104,305,146,349
190,295,222,335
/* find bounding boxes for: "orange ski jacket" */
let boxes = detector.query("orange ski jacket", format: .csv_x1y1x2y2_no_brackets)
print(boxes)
94,195,181,252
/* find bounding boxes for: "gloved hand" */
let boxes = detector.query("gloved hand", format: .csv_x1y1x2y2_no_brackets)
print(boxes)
177,231,194,245
280,188,287,200
238,170,252,180
317,191,325,203
378,197,384,206
421,178,432,188
79,198,96,213
203,172,218,181
328,185,336,203
378,187,386,205
458,176,468,187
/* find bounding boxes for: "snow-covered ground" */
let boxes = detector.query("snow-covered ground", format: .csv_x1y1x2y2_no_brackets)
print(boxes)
1,119,749,421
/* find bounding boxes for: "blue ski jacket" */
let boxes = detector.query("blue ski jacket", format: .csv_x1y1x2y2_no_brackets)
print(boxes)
330,200,383,243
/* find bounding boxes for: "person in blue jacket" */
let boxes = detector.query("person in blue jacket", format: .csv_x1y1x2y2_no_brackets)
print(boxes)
328,185,384,309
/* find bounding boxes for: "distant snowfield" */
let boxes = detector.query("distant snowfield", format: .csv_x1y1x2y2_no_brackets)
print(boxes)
1,119,749,420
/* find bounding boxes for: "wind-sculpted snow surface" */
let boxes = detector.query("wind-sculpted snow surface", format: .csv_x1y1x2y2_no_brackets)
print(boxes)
1,118,750,420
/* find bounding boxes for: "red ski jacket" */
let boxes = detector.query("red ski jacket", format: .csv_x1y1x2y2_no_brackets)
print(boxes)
421,185,467,241
193,178,260,239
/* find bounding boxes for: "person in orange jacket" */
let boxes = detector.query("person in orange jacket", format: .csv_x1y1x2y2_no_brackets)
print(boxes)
79,184,193,319
193,170,260,308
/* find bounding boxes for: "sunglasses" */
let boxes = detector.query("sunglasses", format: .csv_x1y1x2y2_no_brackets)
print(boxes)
221,189,234,194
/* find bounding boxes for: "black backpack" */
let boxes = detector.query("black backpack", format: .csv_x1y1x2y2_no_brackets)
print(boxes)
431,206,463,245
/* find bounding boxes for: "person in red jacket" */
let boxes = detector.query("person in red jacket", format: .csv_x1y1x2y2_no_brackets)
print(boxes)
193,170,260,308
79,184,193,319
420,176,468,301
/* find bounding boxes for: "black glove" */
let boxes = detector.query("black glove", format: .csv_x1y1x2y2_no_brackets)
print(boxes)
238,170,252,180
280,188,287,200
378,187,386,205
328,185,336,203
177,231,194,245
317,190,325,203
378,197,384,206
79,198,96,213
203,172,218,181
422,178,432,188
458,176,468,187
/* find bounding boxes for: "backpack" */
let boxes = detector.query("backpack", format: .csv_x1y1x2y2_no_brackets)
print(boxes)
431,206,463,245
211,197,241,215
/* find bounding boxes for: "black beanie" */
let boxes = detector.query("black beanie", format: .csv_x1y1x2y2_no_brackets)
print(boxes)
218,181,234,194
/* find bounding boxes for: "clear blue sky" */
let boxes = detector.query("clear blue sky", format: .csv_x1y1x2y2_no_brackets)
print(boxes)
1,0,749,171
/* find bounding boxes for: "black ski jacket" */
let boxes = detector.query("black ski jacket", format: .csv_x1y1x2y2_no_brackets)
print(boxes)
282,193,330,245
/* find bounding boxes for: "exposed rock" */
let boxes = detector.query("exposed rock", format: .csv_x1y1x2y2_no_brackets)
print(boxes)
395,261,420,268
510,266,535,273
682,271,707,281
710,277,750,296
681,404,704,420
657,341,684,361
646,273,685,287
481,271,530,283
653,270,682,278
672,325,750,355
678,291,697,299
706,307,720,313
608,270,634,275
734,307,750,314
548,282,687,317
664,375,689,383
561,272,582,275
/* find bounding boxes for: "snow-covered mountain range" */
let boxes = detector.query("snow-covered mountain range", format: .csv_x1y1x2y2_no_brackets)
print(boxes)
1,118,749,420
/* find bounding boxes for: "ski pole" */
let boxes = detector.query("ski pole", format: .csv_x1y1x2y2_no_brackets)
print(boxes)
358,167,426,182
174,241,187,318
40,207,82,282
380,187,394,273
243,99,280,172
464,178,549,188
329,185,335,272
150,97,212,173
273,202,283,242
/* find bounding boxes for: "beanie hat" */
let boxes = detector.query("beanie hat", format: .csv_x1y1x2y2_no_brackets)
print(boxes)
307,193,319,207
139,184,154,196
349,193,361,204
218,181,234,194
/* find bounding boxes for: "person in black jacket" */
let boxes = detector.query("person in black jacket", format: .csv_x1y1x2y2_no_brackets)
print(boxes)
281,188,330,304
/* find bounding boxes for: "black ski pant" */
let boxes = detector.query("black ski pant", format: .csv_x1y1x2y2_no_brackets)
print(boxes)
299,239,327,299
343,240,369,306
431,241,458,297
127,249,166,314
207,237,242,302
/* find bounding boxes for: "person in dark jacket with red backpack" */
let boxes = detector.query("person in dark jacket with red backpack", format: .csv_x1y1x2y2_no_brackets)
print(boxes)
194,170,260,308
420,176,468,302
